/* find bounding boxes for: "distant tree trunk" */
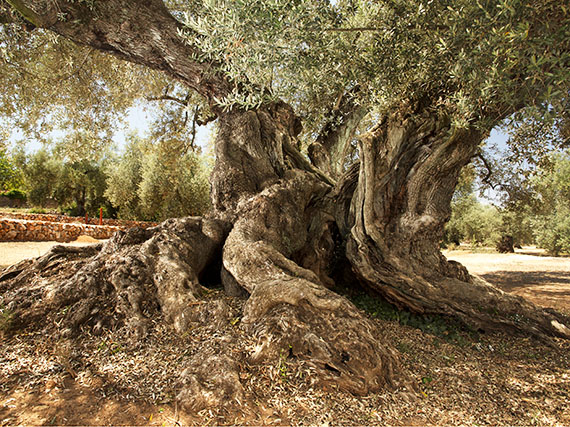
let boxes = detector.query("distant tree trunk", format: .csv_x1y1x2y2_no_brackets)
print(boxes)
496,235,515,253
75,186,86,217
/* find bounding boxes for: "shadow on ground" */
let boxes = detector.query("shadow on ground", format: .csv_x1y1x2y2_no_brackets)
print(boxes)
480,271,570,315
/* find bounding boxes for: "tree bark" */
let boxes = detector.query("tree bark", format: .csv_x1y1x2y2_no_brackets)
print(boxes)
343,109,570,339
6,0,232,102
0,105,410,399
308,93,367,180
3,0,569,415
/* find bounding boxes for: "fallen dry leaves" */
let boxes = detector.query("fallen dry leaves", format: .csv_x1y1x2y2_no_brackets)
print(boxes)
1,285,568,426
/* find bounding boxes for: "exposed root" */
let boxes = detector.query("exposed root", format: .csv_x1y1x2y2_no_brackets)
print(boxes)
0,204,413,415
244,280,403,395
347,234,570,342
223,171,411,394
344,113,570,343
177,354,245,412
0,217,230,338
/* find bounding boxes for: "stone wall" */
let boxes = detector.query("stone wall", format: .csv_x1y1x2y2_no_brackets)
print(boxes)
0,218,127,242
0,212,157,228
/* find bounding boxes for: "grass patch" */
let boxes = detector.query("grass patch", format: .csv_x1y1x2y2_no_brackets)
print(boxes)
336,285,478,345
29,207,47,214
0,304,15,333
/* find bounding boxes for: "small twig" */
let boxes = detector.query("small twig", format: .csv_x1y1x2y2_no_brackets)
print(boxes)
324,27,382,32
476,152,501,190
189,106,198,150
146,94,189,106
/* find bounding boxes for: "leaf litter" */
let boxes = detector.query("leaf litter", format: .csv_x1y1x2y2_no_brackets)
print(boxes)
0,287,569,426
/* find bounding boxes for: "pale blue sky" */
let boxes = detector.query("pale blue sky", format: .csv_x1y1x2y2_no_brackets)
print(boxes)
10,107,509,198
9,104,212,154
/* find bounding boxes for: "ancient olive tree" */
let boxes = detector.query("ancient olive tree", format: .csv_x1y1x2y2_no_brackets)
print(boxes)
1,0,569,406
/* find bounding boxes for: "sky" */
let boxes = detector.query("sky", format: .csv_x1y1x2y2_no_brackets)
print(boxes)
7,103,509,203
8,104,213,154
13,102,510,155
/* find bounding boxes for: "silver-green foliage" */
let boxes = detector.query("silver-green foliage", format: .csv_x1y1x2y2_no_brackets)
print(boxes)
105,134,211,221
2,0,568,157
180,0,568,130
448,152,570,253
531,152,570,255
446,196,502,247
0,148,22,191
15,148,109,214
18,149,61,206
0,19,176,151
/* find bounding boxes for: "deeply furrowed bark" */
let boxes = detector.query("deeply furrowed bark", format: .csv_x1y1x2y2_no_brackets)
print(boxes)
222,170,404,394
0,105,411,404
211,106,408,394
343,110,570,340
1,217,230,337
308,94,367,181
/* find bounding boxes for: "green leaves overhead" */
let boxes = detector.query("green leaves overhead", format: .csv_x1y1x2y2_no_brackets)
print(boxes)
179,0,568,130
180,0,341,110
0,21,182,150
2,0,569,151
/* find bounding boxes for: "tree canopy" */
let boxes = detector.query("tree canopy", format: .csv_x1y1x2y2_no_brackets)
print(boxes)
179,0,568,128
0,1,211,157
1,0,568,155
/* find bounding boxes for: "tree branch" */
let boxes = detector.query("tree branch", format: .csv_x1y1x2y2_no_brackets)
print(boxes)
189,106,198,150
308,89,367,179
5,0,43,26
476,152,501,190
146,94,189,107
7,0,232,105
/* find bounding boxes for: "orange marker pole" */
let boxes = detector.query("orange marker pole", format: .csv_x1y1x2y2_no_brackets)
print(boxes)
99,207,103,225
85,213,88,224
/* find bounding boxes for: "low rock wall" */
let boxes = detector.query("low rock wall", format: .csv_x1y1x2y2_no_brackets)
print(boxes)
1,218,126,242
0,212,157,228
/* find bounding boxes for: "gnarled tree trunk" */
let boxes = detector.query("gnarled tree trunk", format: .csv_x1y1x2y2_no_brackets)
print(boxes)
2,0,569,416
0,102,410,406
343,110,569,339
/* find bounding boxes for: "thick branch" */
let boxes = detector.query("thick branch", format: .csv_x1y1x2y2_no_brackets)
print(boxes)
8,0,232,104
5,0,42,26
308,91,367,179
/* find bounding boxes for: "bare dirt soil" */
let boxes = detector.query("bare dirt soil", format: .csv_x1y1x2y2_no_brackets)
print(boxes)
1,246,569,426
0,237,101,269
445,247,570,315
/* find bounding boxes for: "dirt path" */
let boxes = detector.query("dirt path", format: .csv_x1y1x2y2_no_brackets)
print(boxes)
444,248,570,314
0,238,101,269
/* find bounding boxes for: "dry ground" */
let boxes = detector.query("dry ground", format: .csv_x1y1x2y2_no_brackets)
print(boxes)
445,247,570,315
0,237,100,269
0,245,569,426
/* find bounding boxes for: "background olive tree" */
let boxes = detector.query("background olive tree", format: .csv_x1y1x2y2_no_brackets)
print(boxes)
105,133,211,221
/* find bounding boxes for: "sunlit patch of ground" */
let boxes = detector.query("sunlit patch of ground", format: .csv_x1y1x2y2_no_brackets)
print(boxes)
444,246,570,315
0,238,101,269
